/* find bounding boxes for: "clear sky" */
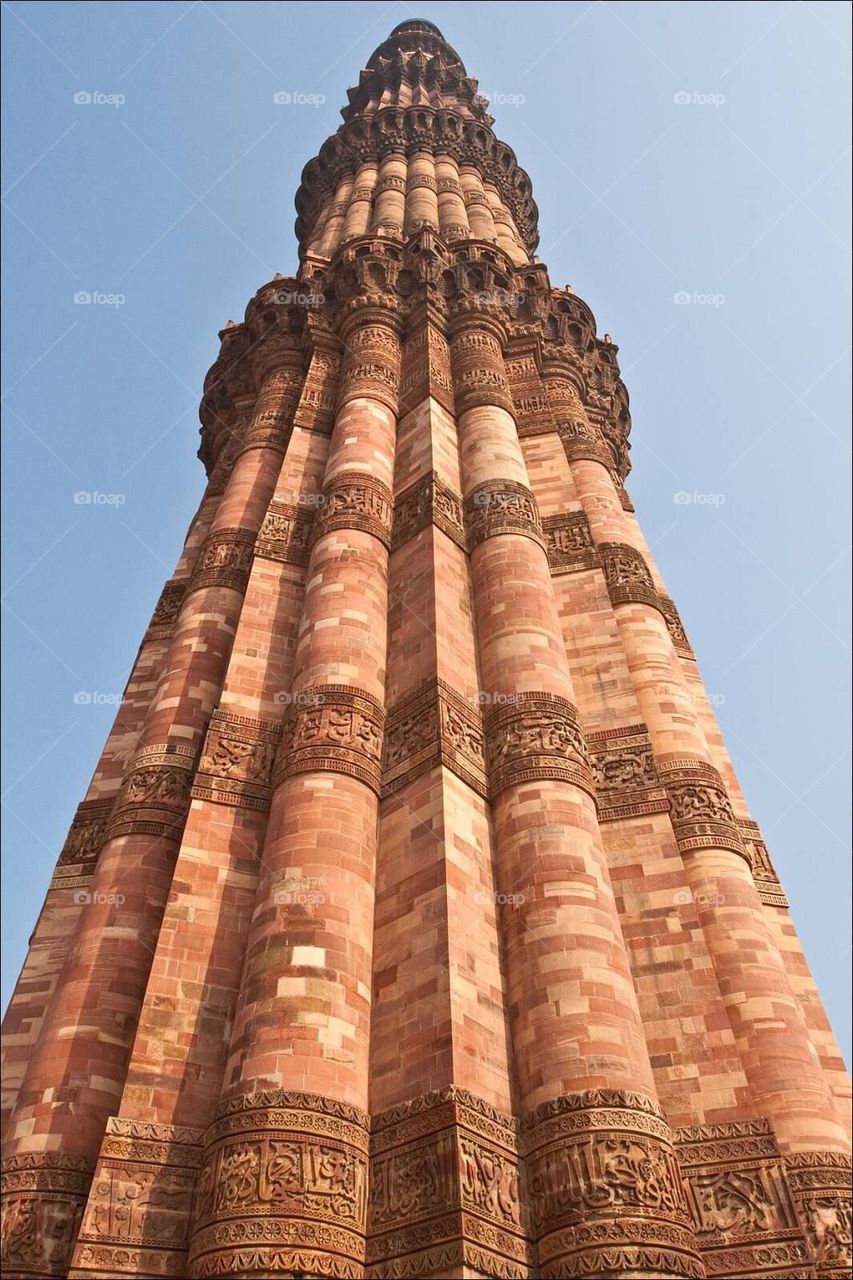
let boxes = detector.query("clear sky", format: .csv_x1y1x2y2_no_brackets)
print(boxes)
2,2,851,1062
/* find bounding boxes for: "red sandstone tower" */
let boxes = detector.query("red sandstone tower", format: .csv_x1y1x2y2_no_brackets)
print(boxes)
2,18,850,1280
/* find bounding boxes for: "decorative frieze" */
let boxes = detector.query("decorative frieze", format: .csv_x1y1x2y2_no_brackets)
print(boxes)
399,323,453,412
659,760,747,861
786,1152,852,1279
188,1091,370,1280
338,321,402,414
676,1119,810,1278
1,1153,94,1279
316,472,394,549
275,685,385,794
367,1087,531,1280
147,580,187,635
449,325,515,415
522,1091,702,1280
737,819,790,909
484,693,593,800
598,541,662,613
292,347,342,436
381,680,486,798
69,1119,204,1279
557,418,613,469
390,471,465,553
56,798,114,872
464,481,545,552
587,723,669,821
660,594,695,659
106,743,197,841
191,710,280,811
541,510,598,574
255,501,315,567
187,528,255,595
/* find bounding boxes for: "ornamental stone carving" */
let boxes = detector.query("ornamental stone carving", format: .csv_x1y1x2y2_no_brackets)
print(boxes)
542,510,598,574
523,1091,701,1280
587,723,669,822
598,541,662,613
367,1088,531,1278
316,472,394,549
148,580,187,634
255,502,315,567
660,760,747,860
192,710,280,811
484,693,593,799
381,680,486,798
275,685,385,794
464,481,544,551
107,743,197,841
338,321,402,414
660,594,695,658
675,1119,809,1279
188,528,255,595
188,1091,369,1279
786,1152,852,1278
391,471,465,553
56,798,114,870
449,325,514,415
1,1153,93,1279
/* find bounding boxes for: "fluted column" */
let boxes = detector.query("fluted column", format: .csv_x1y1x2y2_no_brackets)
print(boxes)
404,149,438,234
370,152,407,237
317,174,354,257
0,351,305,1280
342,161,378,241
186,308,401,1280
541,360,850,1270
484,183,529,264
459,165,498,242
435,154,470,241
449,311,701,1280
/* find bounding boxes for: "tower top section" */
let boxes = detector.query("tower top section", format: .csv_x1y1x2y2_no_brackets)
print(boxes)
294,21,539,259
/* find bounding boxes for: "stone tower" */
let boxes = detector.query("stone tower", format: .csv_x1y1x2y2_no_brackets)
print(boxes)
2,18,850,1280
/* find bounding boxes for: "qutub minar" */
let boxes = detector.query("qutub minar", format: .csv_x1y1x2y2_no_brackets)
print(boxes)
1,18,850,1280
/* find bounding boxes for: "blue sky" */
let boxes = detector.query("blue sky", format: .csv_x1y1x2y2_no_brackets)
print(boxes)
2,2,851,1060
